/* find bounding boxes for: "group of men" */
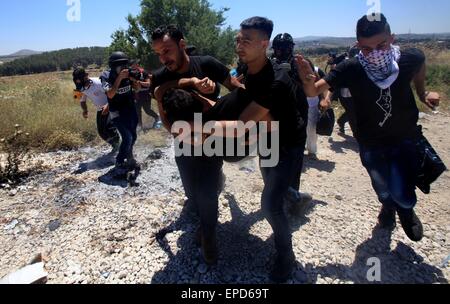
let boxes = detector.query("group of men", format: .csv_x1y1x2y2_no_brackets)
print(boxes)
74,13,441,283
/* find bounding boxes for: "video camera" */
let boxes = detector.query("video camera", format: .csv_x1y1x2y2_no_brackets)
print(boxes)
116,65,144,81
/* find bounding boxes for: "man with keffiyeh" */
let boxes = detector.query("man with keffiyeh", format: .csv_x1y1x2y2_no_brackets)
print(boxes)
296,13,441,242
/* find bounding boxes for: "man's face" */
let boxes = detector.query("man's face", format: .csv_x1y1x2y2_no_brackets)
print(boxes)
357,32,394,57
75,74,90,91
152,35,186,72
235,29,270,65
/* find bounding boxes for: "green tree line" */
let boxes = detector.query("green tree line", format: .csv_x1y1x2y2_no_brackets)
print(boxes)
0,47,108,76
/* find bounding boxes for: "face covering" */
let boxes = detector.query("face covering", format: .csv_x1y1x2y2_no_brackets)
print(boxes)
358,45,401,89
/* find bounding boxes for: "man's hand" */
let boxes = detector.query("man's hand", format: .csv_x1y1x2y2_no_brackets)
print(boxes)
82,110,88,119
230,75,245,89
319,98,331,111
101,104,110,116
192,77,216,95
117,69,129,82
294,55,317,83
424,91,440,110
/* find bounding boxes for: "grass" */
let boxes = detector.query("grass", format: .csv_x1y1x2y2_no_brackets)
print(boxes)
0,70,169,152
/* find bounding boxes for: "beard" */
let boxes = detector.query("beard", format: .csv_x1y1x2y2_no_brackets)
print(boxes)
165,46,186,73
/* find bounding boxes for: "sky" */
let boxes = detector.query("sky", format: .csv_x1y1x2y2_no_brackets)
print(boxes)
1,0,449,55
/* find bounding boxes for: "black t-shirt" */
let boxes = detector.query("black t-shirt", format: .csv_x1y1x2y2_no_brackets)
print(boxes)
245,60,308,149
151,56,230,101
324,48,425,147
101,70,135,113
203,89,255,162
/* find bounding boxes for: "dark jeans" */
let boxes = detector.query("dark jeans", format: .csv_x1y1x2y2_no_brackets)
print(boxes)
338,97,358,137
360,138,421,210
260,146,305,255
176,154,224,238
290,138,307,192
96,111,120,147
135,94,159,127
112,107,138,164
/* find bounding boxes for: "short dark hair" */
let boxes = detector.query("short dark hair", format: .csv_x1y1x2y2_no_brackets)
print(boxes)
151,25,185,44
72,67,87,80
356,13,391,39
240,17,274,40
162,89,203,123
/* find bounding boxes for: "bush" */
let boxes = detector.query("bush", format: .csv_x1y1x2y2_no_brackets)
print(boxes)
44,130,84,151
0,125,31,186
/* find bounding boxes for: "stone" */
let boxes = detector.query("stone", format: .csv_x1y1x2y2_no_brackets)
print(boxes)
48,220,61,232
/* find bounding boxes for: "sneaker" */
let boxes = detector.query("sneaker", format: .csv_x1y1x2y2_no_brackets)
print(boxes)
113,163,130,178
398,209,424,242
270,251,296,283
126,158,139,170
377,206,397,230
286,189,313,206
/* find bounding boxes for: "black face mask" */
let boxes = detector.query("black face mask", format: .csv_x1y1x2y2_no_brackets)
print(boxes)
74,78,92,92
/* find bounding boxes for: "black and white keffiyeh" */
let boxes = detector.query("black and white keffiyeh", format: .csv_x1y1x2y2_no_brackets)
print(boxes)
358,45,401,89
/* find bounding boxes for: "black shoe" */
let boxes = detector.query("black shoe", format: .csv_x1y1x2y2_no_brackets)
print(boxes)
270,252,296,283
398,209,424,242
201,232,218,266
377,206,397,230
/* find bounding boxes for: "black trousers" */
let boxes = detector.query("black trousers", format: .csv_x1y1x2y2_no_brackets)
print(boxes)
96,111,120,147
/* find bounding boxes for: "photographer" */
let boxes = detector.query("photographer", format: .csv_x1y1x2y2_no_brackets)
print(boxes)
129,60,161,131
271,33,300,82
72,68,120,152
101,51,139,172
271,32,313,211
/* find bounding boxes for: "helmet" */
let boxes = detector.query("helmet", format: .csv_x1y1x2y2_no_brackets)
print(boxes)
272,33,295,50
108,51,129,68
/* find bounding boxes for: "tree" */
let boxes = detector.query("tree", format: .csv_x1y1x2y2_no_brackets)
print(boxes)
109,0,237,70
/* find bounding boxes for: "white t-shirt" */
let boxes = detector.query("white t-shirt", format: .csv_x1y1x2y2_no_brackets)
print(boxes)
307,96,320,108
80,78,108,111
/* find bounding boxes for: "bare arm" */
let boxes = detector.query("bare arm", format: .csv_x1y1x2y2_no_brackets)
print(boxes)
295,55,331,97
413,63,440,110
80,100,88,119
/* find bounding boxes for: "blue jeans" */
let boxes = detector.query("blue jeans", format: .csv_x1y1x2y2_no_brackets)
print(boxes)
176,154,224,238
260,146,305,254
359,139,421,210
112,107,138,164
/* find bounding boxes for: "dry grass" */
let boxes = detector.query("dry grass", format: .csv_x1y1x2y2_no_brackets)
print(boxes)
0,71,100,151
